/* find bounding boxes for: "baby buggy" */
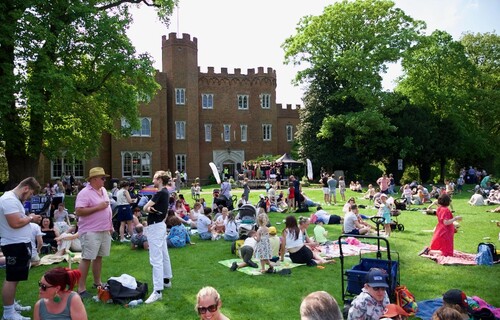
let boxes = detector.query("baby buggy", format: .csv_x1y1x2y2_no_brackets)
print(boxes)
236,204,258,239
390,209,404,232
212,189,237,211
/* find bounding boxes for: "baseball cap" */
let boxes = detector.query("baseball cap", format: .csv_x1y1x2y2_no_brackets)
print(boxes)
366,269,389,288
268,226,277,235
443,289,468,308
382,304,410,318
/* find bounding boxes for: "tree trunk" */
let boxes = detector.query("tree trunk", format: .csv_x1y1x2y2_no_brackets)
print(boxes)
439,157,446,184
5,153,40,190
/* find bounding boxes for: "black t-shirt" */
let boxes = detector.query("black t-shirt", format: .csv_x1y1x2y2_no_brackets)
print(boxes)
148,188,169,224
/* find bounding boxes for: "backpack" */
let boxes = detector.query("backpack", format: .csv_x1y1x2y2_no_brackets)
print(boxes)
476,243,497,266
395,285,418,315
107,279,148,305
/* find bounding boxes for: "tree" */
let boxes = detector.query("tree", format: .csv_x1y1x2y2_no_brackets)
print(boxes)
460,32,500,173
282,0,424,175
0,0,177,188
396,30,482,181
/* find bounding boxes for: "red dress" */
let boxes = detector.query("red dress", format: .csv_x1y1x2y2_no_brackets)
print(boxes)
429,206,455,256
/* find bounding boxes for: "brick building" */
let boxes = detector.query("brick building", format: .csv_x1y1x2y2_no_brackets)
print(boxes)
38,33,300,185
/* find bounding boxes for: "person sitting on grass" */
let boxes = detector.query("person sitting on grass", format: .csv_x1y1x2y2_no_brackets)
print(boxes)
55,225,81,256
347,268,390,320
431,306,464,320
223,212,238,241
468,189,485,206
167,214,193,248
197,207,214,240
195,286,229,320
229,230,259,271
344,204,372,235
130,224,148,250
313,220,329,245
268,227,281,261
300,291,342,320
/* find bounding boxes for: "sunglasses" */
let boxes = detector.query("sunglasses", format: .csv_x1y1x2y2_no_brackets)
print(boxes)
197,303,218,314
372,287,386,292
38,281,55,291
100,177,106,181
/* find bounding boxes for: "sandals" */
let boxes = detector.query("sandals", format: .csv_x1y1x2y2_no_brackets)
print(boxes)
92,283,104,289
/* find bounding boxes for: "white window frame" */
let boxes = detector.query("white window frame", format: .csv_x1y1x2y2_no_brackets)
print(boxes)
121,117,151,137
175,121,186,140
237,95,249,110
121,151,151,178
240,124,247,142
223,124,231,142
260,93,271,109
205,124,212,142
176,154,187,172
262,124,272,141
175,88,186,105
51,157,84,179
202,94,214,109
286,125,294,142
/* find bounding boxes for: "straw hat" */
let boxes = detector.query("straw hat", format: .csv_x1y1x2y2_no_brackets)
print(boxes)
87,167,110,181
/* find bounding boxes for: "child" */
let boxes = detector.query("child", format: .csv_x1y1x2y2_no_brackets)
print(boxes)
224,212,239,241
402,184,413,207
229,230,259,271
456,176,464,194
254,213,273,273
425,194,462,257
338,176,346,202
190,183,196,200
194,183,201,200
268,226,281,260
288,184,295,210
131,224,149,250
377,194,393,237
212,207,228,240
364,184,376,202
313,220,329,245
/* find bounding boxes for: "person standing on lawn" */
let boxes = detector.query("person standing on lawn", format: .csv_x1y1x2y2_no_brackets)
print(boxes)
75,167,113,299
143,170,173,304
0,177,42,320
426,194,462,257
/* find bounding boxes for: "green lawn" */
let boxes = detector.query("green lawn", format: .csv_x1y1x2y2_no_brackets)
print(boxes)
6,184,500,319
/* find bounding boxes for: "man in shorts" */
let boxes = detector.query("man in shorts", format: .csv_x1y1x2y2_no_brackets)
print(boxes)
75,167,113,299
0,177,42,320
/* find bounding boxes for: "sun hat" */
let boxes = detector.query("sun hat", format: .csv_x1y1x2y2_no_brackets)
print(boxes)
87,167,110,181
380,193,388,199
366,269,389,288
382,304,410,318
443,289,468,308
268,226,277,235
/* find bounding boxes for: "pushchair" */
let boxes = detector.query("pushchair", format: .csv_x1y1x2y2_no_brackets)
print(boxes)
236,204,258,239
214,193,237,211
390,209,404,232
339,217,400,306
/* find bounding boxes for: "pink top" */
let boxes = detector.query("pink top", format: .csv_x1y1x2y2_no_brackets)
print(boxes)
75,184,112,234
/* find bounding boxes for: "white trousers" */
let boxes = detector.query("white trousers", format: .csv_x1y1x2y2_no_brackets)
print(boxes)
147,222,172,291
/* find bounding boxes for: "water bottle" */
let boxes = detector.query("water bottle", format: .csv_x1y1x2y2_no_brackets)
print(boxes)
325,244,331,255
126,299,143,308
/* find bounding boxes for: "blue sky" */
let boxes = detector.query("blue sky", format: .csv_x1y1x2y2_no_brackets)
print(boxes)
127,0,499,105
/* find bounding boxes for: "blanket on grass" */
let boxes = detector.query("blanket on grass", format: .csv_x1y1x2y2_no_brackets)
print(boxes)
38,252,82,267
420,250,477,265
415,297,500,320
219,257,304,276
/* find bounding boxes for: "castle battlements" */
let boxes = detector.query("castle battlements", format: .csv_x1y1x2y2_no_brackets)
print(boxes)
199,66,276,78
162,32,198,49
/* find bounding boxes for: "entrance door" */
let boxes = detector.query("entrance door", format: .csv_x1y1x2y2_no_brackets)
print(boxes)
222,161,235,180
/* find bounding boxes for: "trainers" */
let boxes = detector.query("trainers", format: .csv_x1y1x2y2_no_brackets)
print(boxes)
230,262,238,271
14,301,31,312
2,313,31,320
120,238,130,243
78,290,92,300
145,291,162,304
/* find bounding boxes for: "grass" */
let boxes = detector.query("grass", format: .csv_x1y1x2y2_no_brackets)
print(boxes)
6,184,500,319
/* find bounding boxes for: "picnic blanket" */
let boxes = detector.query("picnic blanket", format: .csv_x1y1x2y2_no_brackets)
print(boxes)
218,257,303,276
420,250,477,265
38,252,82,267
415,297,500,320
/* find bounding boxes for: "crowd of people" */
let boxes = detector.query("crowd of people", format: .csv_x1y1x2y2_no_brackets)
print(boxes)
0,165,497,319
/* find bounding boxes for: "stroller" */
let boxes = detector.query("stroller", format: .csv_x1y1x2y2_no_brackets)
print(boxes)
236,204,258,239
339,217,400,307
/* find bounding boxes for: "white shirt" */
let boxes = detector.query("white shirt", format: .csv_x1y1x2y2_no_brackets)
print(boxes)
344,211,358,233
224,219,238,237
30,223,44,257
0,191,31,245
197,214,211,233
